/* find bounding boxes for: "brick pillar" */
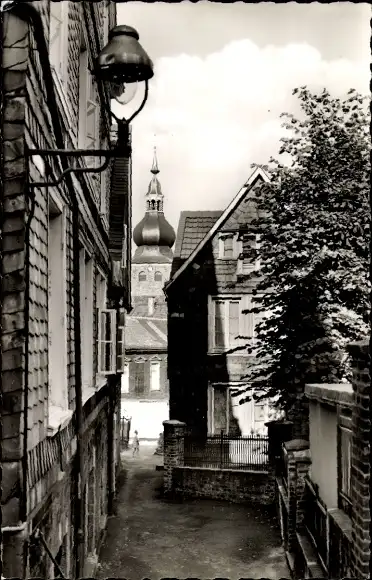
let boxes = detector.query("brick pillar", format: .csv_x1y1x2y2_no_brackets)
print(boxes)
284,439,311,552
163,420,186,494
266,419,294,475
347,341,370,580
286,387,309,441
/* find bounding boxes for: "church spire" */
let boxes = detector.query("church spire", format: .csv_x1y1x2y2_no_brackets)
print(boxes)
151,146,159,175
132,148,176,262
146,147,163,212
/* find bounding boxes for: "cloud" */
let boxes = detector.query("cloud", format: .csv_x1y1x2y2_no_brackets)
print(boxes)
112,40,370,235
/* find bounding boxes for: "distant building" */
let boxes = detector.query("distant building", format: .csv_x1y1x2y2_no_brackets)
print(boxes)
165,167,278,436
121,150,175,440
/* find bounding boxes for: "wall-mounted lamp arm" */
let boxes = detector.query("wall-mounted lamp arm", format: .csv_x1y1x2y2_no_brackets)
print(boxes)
30,155,112,189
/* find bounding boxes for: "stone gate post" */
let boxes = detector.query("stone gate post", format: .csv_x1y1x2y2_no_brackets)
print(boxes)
163,420,186,494
284,439,311,552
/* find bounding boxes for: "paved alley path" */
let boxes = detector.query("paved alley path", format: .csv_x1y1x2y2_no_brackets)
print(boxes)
97,444,289,580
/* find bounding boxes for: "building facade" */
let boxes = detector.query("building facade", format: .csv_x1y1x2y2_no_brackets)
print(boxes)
1,2,130,577
165,167,279,437
121,150,175,441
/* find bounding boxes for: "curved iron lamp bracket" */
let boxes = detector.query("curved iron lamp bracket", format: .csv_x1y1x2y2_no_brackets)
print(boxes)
29,155,112,189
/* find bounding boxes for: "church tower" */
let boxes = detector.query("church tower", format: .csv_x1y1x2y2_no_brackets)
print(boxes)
121,149,174,441
131,147,176,307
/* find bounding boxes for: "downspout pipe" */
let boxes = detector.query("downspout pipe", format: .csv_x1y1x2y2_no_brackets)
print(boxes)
7,3,88,577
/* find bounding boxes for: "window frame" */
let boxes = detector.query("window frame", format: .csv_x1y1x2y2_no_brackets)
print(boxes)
47,190,68,414
97,308,117,376
218,232,241,260
150,361,161,391
49,1,69,84
78,37,100,173
133,360,146,395
208,295,254,353
138,271,147,282
207,382,246,435
154,271,162,282
237,233,261,274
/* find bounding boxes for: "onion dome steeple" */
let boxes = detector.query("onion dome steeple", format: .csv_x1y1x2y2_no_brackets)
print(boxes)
133,148,176,264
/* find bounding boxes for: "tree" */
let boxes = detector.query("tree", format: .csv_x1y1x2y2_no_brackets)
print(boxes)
237,87,370,412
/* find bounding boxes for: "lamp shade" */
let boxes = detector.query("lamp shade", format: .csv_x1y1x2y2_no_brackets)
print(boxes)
95,25,154,84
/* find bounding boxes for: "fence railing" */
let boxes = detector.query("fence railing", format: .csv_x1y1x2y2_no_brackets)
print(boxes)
303,480,328,569
183,432,269,471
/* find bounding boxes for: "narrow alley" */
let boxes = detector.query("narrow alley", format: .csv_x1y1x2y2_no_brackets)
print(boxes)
97,445,290,580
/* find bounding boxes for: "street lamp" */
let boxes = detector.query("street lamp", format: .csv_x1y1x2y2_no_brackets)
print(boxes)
28,24,154,182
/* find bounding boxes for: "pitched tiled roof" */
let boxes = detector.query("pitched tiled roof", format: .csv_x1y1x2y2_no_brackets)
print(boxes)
167,167,270,289
171,211,222,276
125,316,168,351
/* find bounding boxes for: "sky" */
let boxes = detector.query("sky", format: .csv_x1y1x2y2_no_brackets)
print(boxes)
114,2,371,238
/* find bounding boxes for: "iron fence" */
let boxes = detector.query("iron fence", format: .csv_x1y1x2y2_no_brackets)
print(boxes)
183,432,269,471
303,480,328,568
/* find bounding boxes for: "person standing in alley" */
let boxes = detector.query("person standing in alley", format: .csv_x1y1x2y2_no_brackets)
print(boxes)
132,430,140,457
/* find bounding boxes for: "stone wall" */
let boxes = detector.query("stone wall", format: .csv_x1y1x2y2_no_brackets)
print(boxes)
275,340,370,579
173,466,272,505
163,419,273,505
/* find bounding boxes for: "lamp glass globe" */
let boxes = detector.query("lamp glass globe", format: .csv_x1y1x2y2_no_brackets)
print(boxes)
110,81,138,105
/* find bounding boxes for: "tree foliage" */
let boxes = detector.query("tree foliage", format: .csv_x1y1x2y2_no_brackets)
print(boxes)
237,87,370,411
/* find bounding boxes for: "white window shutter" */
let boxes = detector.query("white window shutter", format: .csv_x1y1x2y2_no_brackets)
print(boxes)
150,362,160,391
86,99,99,170
86,100,98,142
208,297,214,351
116,308,126,373
121,225,128,269
121,363,129,394
98,309,117,374
242,295,254,339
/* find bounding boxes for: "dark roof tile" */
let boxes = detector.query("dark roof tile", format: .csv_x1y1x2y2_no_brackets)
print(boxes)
171,211,222,277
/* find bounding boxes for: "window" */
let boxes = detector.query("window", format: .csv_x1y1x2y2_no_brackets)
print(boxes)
209,296,254,352
207,384,243,435
155,271,162,282
96,271,107,312
218,232,239,259
98,309,116,374
150,362,160,391
116,308,125,372
78,35,100,172
254,402,266,423
80,248,94,388
237,234,260,274
134,362,145,394
121,363,129,394
139,271,146,282
339,427,352,499
97,305,125,376
49,1,68,83
48,194,68,411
